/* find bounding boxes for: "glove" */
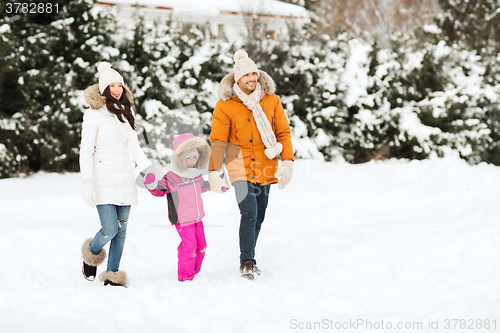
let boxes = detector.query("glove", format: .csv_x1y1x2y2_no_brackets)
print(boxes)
142,172,158,190
82,179,96,207
140,162,164,190
208,171,231,194
275,161,293,189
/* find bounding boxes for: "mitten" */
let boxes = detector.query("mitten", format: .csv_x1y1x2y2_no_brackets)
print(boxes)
142,172,158,190
141,163,164,190
208,171,231,193
275,160,293,189
82,179,96,207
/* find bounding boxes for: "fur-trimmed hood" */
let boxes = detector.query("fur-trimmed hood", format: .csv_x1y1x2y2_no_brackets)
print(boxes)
172,135,210,173
84,83,134,110
218,70,276,102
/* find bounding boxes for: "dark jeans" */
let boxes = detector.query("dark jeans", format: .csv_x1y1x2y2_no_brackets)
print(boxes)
233,181,271,265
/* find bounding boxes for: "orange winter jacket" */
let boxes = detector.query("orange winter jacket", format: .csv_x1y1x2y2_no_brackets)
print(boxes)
209,71,294,185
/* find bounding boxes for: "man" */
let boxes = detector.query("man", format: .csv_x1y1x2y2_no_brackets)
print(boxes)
208,50,294,280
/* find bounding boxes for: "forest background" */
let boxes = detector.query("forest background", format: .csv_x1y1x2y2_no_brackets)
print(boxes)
1,0,500,178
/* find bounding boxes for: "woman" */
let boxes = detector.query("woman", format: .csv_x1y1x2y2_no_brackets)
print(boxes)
79,62,152,287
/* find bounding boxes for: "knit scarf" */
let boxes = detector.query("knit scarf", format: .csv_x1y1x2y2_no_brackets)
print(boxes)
233,82,282,159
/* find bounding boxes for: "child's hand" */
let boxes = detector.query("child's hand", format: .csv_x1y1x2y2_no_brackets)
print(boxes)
220,173,230,192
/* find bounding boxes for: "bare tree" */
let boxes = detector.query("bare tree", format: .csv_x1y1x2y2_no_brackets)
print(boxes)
312,0,441,45
279,0,321,11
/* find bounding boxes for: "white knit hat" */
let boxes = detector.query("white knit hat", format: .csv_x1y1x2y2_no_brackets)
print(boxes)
185,149,199,160
97,62,124,94
233,50,260,83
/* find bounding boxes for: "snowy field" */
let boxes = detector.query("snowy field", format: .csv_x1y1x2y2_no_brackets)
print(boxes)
1,157,500,333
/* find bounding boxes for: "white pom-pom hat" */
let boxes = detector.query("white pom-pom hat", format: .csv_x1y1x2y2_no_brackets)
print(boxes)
185,148,199,160
97,61,124,94
233,50,259,83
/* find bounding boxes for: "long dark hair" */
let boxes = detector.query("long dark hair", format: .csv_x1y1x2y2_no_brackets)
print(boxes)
103,85,136,129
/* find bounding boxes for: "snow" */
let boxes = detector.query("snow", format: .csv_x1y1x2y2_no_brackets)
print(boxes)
4,2,500,329
398,105,441,142
95,0,309,17
342,39,371,107
423,24,442,35
0,24,10,34
2,157,500,332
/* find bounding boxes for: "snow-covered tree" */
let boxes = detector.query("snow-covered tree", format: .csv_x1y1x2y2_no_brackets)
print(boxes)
436,0,500,54
3,0,500,178
0,0,116,177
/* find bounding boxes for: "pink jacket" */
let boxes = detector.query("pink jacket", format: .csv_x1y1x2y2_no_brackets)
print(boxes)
149,172,210,225
148,133,211,225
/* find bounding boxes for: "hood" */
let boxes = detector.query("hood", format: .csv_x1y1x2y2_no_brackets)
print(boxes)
172,133,210,172
218,70,276,102
84,83,134,110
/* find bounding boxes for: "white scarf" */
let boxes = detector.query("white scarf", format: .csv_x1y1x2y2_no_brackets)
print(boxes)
168,162,207,179
233,82,282,159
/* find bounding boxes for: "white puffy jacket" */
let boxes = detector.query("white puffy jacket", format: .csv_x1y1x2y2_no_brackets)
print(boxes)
79,84,151,206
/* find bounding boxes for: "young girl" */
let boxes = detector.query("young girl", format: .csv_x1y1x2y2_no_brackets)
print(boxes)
144,133,223,281
80,62,152,287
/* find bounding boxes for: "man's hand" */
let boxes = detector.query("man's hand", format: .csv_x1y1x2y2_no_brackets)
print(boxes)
208,171,231,193
275,161,293,189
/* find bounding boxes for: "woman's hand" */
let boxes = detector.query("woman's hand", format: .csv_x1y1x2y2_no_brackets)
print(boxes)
82,179,96,207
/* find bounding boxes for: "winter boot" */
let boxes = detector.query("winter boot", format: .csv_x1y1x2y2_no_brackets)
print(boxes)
240,261,255,280
254,265,261,276
81,238,106,281
100,270,127,288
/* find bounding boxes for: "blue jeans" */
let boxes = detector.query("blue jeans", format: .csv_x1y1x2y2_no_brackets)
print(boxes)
233,181,271,265
90,204,130,272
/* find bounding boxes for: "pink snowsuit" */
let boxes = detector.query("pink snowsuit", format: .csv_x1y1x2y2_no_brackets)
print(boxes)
147,133,211,281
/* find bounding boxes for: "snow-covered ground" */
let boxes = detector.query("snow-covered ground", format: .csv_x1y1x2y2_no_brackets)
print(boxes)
1,157,500,333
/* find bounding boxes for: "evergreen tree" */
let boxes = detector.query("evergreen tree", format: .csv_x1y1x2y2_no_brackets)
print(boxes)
436,0,500,54
116,16,229,162
0,0,116,177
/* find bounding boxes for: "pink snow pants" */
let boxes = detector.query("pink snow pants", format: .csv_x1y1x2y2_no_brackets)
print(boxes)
175,221,207,281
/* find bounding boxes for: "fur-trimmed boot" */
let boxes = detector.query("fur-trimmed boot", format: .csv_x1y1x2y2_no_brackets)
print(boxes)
100,270,127,288
81,238,106,281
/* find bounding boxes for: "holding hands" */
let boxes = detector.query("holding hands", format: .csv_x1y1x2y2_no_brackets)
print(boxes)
208,171,231,193
142,172,158,190
139,162,165,190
